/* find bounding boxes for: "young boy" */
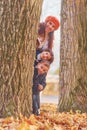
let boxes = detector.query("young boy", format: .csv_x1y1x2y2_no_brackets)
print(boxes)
32,60,50,115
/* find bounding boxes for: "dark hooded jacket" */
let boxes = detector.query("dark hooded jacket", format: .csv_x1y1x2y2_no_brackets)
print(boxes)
32,67,46,94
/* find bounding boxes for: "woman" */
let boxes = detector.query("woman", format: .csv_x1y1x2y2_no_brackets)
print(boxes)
36,16,60,50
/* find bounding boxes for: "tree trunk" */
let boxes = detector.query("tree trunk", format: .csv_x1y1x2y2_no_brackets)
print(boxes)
0,0,43,117
59,0,87,112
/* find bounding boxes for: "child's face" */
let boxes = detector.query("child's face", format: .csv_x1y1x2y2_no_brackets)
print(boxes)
46,21,56,33
37,63,49,74
40,51,51,60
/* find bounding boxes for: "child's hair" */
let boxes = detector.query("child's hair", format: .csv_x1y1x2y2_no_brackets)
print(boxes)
42,49,54,64
38,60,50,69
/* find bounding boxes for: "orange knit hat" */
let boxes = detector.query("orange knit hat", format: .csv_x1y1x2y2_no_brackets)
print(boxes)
45,16,60,30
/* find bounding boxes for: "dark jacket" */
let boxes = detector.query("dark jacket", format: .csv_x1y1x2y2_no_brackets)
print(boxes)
32,67,46,94
34,48,42,66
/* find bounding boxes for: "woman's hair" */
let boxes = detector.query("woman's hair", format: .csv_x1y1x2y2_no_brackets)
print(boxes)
38,22,45,35
36,23,45,49
38,22,54,50
48,32,54,50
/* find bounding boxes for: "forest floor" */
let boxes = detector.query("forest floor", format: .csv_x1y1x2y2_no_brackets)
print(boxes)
0,103,87,130
0,86,87,129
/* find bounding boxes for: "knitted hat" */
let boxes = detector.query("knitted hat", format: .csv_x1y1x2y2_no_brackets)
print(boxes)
45,16,60,30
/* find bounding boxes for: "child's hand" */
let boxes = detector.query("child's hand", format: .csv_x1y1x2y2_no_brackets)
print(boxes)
38,84,43,91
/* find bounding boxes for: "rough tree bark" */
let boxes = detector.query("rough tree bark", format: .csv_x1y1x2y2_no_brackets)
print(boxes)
59,0,87,112
0,0,43,117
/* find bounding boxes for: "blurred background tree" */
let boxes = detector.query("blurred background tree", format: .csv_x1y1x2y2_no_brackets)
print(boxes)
59,0,87,112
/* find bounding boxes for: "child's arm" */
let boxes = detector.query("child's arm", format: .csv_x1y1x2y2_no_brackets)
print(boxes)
38,73,47,91
38,84,44,91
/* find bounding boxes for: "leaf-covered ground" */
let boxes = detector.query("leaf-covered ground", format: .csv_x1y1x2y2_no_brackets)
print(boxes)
0,103,87,130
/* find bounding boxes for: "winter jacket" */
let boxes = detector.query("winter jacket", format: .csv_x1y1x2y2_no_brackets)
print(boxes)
34,48,42,66
32,67,46,94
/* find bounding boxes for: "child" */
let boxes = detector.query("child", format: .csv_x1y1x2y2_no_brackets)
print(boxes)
36,16,60,50
32,60,50,115
34,49,54,66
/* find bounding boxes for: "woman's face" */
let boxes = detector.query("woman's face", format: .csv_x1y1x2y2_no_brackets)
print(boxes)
40,51,51,60
46,21,56,33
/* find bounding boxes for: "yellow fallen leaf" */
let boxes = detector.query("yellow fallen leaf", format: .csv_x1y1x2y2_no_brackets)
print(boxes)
16,122,30,130
0,127,4,130
29,114,37,125
29,125,38,130
53,125,64,130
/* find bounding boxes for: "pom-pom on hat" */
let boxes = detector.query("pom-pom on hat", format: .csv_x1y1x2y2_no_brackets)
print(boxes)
45,16,60,30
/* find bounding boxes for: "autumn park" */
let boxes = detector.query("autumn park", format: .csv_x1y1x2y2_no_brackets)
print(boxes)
0,0,87,129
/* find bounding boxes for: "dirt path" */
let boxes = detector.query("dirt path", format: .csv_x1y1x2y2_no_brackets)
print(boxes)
41,95,59,104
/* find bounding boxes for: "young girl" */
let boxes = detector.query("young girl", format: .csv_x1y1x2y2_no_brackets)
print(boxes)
35,48,54,65
36,16,60,50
